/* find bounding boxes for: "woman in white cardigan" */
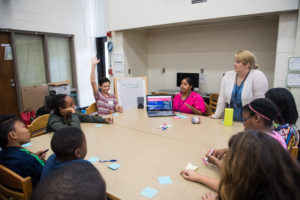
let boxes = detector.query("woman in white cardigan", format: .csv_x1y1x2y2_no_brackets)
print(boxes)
211,50,268,121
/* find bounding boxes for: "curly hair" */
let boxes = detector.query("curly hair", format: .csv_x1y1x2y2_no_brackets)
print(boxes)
219,130,300,200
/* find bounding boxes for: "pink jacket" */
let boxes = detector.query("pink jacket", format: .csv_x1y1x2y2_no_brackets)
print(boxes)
173,91,206,114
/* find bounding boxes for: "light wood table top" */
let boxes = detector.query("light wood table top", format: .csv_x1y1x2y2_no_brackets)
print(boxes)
27,109,243,200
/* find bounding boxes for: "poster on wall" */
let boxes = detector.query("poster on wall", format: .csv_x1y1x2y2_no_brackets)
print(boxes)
114,62,124,73
113,53,123,73
288,57,300,71
199,74,207,83
286,73,300,87
113,54,123,63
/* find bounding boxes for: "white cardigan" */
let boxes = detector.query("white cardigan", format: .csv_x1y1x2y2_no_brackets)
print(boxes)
212,70,268,118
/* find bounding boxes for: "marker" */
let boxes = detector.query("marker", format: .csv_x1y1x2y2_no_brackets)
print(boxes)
39,149,49,156
99,159,117,163
202,157,207,166
205,149,215,161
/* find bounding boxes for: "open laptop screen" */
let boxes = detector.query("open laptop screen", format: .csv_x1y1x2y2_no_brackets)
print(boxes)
147,95,173,111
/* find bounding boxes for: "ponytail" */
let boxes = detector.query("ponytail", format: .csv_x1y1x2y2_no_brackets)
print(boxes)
252,64,259,69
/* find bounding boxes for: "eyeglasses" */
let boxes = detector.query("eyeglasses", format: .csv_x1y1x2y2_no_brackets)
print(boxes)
242,115,253,124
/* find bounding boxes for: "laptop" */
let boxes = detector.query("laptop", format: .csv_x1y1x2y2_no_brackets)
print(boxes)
146,95,176,117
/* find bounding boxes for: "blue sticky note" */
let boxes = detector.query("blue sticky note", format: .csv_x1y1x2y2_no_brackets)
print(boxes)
176,114,188,119
95,124,103,127
158,176,172,185
108,163,121,170
21,143,32,148
141,187,158,199
112,113,119,117
88,157,100,163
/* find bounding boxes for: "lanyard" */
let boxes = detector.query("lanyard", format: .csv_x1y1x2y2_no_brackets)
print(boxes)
234,71,250,98
177,92,191,112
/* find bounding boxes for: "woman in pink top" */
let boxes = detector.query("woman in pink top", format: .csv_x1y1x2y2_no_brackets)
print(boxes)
173,77,205,115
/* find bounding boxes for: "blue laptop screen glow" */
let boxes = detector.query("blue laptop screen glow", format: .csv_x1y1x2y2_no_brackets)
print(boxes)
147,96,173,111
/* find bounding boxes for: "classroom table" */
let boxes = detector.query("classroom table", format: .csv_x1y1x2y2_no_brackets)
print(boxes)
27,109,243,200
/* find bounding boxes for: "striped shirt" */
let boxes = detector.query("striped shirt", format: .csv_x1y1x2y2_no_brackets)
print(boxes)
94,91,118,116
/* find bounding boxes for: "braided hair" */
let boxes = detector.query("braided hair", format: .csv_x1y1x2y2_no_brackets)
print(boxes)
265,88,298,124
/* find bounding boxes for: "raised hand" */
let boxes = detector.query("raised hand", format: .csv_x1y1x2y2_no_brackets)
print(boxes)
91,57,100,66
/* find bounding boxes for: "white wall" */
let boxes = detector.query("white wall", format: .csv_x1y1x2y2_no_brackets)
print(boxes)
274,12,300,128
295,9,300,128
274,13,298,87
108,30,148,94
107,0,298,31
123,31,148,77
0,0,106,107
147,17,278,93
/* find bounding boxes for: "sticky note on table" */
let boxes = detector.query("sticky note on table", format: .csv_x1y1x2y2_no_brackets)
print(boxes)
158,176,172,185
108,163,121,170
112,113,119,117
21,143,32,148
176,114,189,119
173,116,181,119
141,187,158,199
88,157,100,163
185,162,199,170
95,124,103,127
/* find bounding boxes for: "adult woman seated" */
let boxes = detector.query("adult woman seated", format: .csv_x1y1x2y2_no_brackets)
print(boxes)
90,57,123,116
173,77,205,115
211,50,268,121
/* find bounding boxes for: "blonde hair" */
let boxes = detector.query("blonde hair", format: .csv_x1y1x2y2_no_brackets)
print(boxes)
234,50,259,69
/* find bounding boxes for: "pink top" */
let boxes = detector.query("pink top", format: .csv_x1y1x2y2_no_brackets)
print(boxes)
269,131,287,150
94,91,118,116
173,91,206,114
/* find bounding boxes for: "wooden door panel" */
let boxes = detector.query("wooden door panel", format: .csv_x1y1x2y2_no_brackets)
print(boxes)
0,32,19,115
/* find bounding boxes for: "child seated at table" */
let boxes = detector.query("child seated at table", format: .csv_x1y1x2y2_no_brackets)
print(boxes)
32,162,106,200
205,98,287,170
41,127,89,179
0,114,47,187
198,131,300,200
181,98,287,191
265,88,299,152
90,57,123,116
46,94,113,133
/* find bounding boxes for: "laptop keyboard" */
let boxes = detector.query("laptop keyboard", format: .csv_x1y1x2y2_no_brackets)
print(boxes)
148,111,175,116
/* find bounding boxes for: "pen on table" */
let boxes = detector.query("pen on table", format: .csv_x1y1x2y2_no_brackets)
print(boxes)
205,149,214,161
99,159,117,163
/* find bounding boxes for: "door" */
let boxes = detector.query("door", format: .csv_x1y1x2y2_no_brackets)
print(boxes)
0,32,19,115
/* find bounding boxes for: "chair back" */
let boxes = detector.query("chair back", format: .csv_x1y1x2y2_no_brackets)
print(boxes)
86,103,98,116
290,146,298,160
204,102,211,116
27,114,50,138
290,130,299,160
151,92,169,95
207,94,218,115
0,164,32,200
